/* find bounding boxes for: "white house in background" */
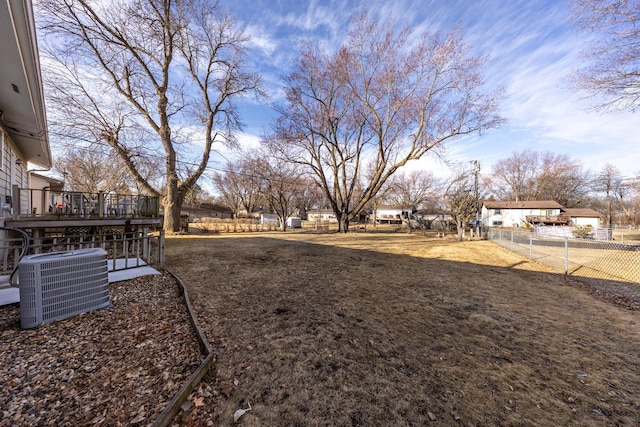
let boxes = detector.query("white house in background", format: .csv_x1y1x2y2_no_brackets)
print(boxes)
307,209,337,223
260,213,278,225
561,208,602,228
373,205,415,224
259,214,301,228
482,201,604,229
0,0,52,220
286,217,302,228
28,172,63,215
481,200,566,227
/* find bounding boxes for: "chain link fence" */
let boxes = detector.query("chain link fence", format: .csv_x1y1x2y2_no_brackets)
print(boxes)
487,228,640,302
0,227,164,277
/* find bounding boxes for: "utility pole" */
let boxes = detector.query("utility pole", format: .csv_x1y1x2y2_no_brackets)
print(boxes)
472,160,480,237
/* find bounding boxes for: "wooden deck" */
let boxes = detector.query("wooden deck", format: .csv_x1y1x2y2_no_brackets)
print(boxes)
525,214,571,225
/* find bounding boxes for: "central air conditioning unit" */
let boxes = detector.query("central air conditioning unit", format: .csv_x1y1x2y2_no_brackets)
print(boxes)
18,248,110,329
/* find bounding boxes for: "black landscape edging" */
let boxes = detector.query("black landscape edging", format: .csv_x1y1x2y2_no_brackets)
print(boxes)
152,271,215,427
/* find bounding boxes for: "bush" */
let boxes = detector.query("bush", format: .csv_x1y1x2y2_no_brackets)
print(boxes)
572,224,594,239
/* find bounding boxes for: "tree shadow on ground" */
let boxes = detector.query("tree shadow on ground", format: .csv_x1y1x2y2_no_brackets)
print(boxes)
166,235,640,426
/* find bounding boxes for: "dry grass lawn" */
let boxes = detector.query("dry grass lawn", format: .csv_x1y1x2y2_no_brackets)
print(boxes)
165,231,640,426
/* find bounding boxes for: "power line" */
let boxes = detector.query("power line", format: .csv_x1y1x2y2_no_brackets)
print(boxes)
47,130,315,188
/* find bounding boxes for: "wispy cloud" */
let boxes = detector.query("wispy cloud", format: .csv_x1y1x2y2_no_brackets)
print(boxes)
225,0,640,177
244,25,278,56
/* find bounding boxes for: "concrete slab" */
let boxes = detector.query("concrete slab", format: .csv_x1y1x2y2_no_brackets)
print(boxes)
0,287,19,306
108,266,161,283
0,258,160,306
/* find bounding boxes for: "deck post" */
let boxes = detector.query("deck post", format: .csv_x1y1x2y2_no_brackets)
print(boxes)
158,230,165,270
142,227,149,260
98,192,105,218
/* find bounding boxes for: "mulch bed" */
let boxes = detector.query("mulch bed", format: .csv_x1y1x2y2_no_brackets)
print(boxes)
0,274,202,426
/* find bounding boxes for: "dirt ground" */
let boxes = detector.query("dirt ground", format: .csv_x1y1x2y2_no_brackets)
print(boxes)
165,231,640,426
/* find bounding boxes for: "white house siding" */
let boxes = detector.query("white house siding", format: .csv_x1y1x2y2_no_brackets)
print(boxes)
482,205,562,227
307,210,336,222
481,206,530,227
374,206,414,224
0,132,11,217
286,217,302,228
260,214,278,225
0,130,29,217
29,174,48,215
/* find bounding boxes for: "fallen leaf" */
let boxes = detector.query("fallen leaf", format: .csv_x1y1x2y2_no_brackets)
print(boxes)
219,382,233,398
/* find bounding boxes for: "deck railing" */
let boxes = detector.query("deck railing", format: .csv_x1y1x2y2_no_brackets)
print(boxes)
17,189,159,219
525,214,571,225
0,227,164,277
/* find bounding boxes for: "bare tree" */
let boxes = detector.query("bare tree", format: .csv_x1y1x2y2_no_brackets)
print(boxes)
444,168,476,241
386,169,444,210
594,164,619,226
571,0,640,111
616,180,640,225
183,180,210,209
293,176,325,217
255,154,307,231
212,158,264,218
38,0,263,232
211,163,244,218
267,11,503,232
488,149,590,206
593,164,640,226
54,146,131,194
535,152,591,207
489,150,534,202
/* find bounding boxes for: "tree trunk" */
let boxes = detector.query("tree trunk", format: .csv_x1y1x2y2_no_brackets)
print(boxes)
163,178,183,233
278,216,288,232
163,200,182,233
338,215,349,233
456,220,464,241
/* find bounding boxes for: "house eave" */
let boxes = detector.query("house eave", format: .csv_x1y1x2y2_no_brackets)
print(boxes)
0,0,51,168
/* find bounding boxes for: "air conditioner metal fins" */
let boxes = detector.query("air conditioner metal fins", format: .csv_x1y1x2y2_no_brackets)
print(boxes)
18,248,110,329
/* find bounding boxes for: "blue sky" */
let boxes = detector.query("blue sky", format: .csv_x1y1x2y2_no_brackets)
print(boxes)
219,0,640,180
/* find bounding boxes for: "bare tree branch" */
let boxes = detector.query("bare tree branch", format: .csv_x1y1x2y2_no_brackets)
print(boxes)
37,0,263,231
571,0,640,111
267,11,502,232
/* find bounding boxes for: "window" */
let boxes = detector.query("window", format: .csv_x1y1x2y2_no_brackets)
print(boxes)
493,209,501,214
492,221,503,226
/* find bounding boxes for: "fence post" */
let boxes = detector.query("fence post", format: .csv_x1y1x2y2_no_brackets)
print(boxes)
159,230,165,270
564,237,569,275
510,230,514,251
529,234,533,259
142,227,149,260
